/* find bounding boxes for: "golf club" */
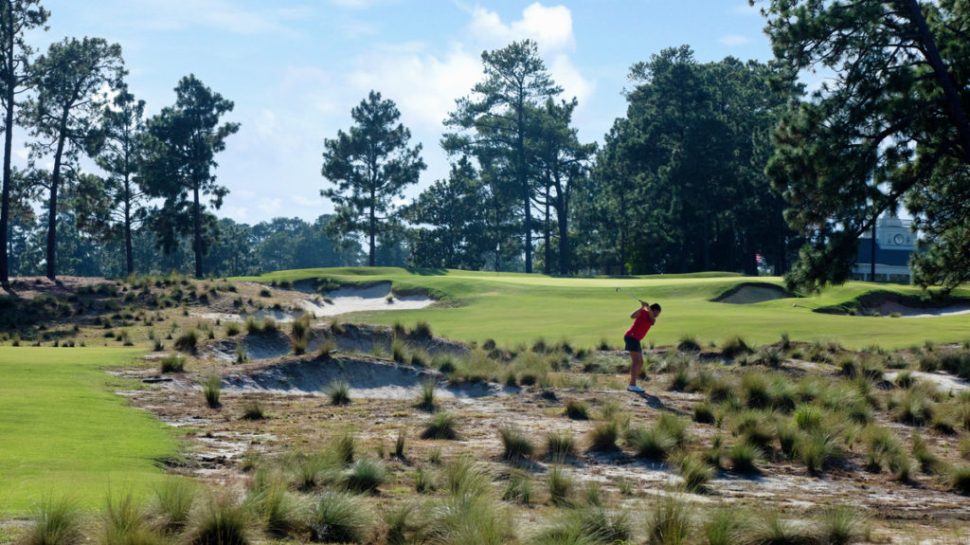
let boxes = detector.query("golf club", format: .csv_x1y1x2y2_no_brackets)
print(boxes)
615,287,648,306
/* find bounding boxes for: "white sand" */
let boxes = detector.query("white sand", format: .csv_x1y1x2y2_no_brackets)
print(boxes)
301,281,433,317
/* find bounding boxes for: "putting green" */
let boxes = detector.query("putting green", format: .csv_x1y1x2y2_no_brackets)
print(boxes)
0,347,178,514
243,268,970,349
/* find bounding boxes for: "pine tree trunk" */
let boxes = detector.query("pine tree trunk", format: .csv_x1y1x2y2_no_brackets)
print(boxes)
124,176,133,276
0,14,13,291
517,95,531,273
193,184,203,278
543,186,551,275
45,131,68,280
368,187,376,267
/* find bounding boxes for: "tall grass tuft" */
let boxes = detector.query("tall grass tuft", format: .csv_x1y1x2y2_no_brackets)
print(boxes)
21,497,83,545
152,479,196,531
423,492,513,545
442,456,491,498
174,330,198,353
501,470,533,505
720,335,751,359
326,379,351,405
727,442,762,475
547,464,574,507
422,412,458,440
309,491,374,544
950,465,970,495
184,495,251,545
416,379,437,411
677,452,714,493
499,425,535,460
247,479,303,538
333,431,357,466
160,355,185,374
564,399,590,420
645,497,692,545
545,431,578,460
703,508,744,545
343,458,386,493
739,511,816,545
241,400,264,420
202,374,221,408
816,506,868,545
100,492,165,545
587,419,620,451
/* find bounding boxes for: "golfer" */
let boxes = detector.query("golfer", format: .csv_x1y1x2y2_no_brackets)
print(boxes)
624,300,661,393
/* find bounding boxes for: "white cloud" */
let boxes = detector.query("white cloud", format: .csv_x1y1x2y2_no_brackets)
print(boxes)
719,34,751,46
549,54,594,104
468,3,575,52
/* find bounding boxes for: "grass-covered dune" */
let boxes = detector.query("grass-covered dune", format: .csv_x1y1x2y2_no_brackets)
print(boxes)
242,267,970,349
0,347,179,514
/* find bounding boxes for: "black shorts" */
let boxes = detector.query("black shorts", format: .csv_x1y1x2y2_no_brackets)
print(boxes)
624,335,642,353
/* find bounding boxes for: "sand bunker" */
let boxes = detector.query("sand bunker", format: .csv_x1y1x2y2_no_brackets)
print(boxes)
208,331,292,361
818,291,970,318
222,357,502,399
868,300,970,318
302,282,433,317
713,282,791,304
884,370,969,393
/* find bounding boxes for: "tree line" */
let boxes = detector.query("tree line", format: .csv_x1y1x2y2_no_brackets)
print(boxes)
3,0,968,292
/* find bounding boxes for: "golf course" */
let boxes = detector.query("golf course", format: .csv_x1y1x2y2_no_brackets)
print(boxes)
244,268,970,349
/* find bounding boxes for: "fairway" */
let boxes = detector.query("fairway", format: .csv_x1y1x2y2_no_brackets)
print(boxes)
0,348,179,514
245,268,970,349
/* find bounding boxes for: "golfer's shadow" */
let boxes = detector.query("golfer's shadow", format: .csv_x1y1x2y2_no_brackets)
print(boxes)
632,390,664,409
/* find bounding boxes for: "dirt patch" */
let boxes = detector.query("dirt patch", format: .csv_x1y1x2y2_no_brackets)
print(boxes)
207,330,292,361
302,281,434,317
713,282,792,304
884,370,969,393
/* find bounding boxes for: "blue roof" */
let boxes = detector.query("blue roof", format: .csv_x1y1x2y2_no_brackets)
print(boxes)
856,239,912,267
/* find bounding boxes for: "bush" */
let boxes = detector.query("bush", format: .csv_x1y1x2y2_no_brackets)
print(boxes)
202,374,221,408
241,400,264,420
677,452,714,493
152,479,196,531
326,379,351,406
645,497,691,545
816,506,867,545
174,330,198,353
948,464,970,495
545,431,578,460
412,321,433,338
422,412,458,440
343,458,386,493
21,497,83,545
721,335,751,359
310,491,373,544
587,419,620,451
564,399,590,420
677,335,701,352
727,442,762,475
184,495,250,545
160,354,185,373
499,425,534,460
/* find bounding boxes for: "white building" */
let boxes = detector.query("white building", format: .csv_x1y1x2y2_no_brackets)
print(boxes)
852,216,916,283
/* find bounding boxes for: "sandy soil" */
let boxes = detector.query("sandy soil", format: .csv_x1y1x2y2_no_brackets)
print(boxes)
884,370,969,393
714,283,791,305
875,301,970,318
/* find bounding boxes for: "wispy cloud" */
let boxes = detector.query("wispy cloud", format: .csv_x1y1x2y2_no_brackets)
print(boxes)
719,34,751,46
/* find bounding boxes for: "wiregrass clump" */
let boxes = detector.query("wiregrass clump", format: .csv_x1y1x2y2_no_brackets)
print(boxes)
499,425,535,460
184,494,251,545
645,497,691,545
326,379,351,406
421,412,458,440
152,479,196,531
202,374,221,408
21,497,83,545
310,491,374,544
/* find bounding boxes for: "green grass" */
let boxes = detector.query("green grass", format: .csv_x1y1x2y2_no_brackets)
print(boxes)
238,267,970,349
0,347,179,514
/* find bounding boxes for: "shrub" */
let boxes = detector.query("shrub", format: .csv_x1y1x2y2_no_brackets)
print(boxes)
545,432,578,460
499,425,535,460
721,335,751,359
241,400,264,420
174,330,198,353
645,497,691,545
547,464,574,506
422,412,458,440
310,491,373,544
677,452,714,493
677,335,700,352
950,465,970,495
160,355,185,373
343,458,386,493
693,402,715,424
21,497,83,545
152,479,196,531
412,321,433,338
326,379,351,405
564,399,590,420
587,419,620,451
416,379,436,411
184,495,250,545
202,374,221,408
727,442,762,475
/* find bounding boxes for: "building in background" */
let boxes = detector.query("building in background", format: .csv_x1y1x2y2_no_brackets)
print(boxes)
853,216,916,283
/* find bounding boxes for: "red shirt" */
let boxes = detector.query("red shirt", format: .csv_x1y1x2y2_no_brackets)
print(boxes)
625,309,655,341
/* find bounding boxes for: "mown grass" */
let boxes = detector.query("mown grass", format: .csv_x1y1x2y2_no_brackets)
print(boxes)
240,267,970,349
0,347,178,514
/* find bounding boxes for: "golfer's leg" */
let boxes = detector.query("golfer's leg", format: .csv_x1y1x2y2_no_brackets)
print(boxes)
630,352,643,386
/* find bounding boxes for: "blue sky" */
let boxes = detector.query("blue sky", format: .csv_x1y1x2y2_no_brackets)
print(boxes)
31,0,774,224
